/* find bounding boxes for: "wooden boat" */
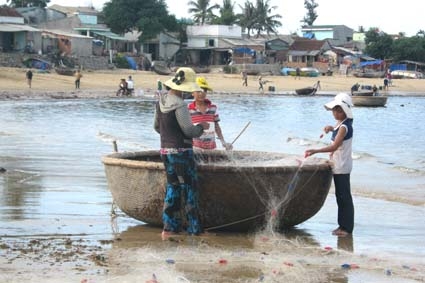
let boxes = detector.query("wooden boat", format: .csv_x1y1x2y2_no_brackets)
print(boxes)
352,95,388,107
353,70,385,78
55,67,75,76
192,66,211,73
152,61,172,75
352,90,374,96
294,81,320,96
295,87,317,96
102,150,333,232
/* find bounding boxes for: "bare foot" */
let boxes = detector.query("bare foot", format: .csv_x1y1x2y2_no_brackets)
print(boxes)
334,229,350,237
161,230,179,240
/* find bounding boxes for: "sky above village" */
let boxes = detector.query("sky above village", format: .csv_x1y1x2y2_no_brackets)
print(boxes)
1,0,423,36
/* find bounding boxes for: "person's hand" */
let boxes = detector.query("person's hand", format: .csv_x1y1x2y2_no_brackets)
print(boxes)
222,142,233,150
323,126,334,133
304,149,315,158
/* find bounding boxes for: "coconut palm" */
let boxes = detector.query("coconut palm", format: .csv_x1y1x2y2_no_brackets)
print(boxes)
188,0,220,25
238,1,256,38
252,0,282,37
215,0,237,25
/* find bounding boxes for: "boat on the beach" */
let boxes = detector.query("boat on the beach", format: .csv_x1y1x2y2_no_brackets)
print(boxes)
352,95,388,107
390,70,424,79
294,81,320,96
152,61,172,75
55,66,75,76
102,150,333,232
23,57,51,70
288,67,320,77
352,70,385,78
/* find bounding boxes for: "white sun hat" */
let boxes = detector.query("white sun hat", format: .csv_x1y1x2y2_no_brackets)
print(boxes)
324,92,353,119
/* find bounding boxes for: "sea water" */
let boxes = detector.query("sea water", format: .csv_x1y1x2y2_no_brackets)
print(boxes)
0,95,424,282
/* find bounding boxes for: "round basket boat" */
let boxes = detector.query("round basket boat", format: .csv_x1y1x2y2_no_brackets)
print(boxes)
102,150,333,232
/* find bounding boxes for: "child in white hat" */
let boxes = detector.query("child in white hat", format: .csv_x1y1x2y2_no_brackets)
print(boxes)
305,93,354,237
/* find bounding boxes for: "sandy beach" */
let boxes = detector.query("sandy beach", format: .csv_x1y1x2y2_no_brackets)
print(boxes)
1,67,425,98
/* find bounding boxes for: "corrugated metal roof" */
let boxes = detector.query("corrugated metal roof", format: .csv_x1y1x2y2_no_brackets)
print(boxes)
92,31,127,41
0,23,39,32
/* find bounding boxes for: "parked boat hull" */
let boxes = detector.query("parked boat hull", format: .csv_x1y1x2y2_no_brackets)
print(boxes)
102,150,333,232
352,96,388,107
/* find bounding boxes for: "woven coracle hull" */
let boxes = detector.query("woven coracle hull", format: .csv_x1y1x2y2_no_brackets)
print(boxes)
102,150,333,231
352,96,387,107
295,87,316,95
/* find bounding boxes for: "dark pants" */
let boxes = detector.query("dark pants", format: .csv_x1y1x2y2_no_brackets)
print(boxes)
75,79,80,89
334,174,354,233
161,150,202,234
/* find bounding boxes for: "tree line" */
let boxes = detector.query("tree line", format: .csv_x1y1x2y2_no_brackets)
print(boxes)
4,0,425,62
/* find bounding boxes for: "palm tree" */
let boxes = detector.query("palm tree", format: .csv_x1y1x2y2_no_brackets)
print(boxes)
252,0,282,37
188,0,220,25
215,0,237,25
237,1,256,38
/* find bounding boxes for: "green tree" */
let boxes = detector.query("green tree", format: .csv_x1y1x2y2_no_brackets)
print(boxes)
213,0,237,25
364,28,394,59
6,0,49,7
252,0,282,37
301,0,318,26
237,1,256,37
188,0,220,25
392,36,425,62
102,0,177,41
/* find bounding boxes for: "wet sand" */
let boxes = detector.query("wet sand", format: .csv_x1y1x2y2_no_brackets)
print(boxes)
1,67,425,99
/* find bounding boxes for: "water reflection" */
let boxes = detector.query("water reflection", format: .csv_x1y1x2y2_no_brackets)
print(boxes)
337,234,354,252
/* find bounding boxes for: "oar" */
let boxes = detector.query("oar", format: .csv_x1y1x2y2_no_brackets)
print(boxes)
231,121,251,145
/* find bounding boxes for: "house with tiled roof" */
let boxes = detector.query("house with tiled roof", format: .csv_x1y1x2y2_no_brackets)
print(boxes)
286,38,332,72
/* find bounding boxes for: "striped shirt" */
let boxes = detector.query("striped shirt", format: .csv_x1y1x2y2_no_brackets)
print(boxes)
188,99,220,149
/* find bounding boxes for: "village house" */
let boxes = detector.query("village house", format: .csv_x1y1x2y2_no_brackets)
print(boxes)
0,7,41,53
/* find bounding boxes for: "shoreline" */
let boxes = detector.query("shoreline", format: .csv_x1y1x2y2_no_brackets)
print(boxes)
1,67,424,100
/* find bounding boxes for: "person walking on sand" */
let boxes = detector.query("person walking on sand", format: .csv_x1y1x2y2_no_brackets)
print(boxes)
305,93,354,238
242,71,248,87
258,76,264,93
26,69,33,88
153,67,210,239
295,67,301,79
188,77,233,151
74,70,82,89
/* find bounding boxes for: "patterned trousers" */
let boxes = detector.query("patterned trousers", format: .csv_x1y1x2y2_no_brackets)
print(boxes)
161,150,202,234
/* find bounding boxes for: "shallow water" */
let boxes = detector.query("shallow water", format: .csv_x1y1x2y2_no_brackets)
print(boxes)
0,96,424,282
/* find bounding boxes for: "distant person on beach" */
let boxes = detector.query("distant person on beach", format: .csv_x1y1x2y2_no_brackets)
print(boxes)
126,76,134,95
153,67,209,239
372,84,378,95
305,93,354,238
242,71,248,86
74,70,82,89
258,76,264,92
116,78,128,96
383,77,389,91
26,69,33,88
188,77,233,150
295,67,301,79
156,79,163,96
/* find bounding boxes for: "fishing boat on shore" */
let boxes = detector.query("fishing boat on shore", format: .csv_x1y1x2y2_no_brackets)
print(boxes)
55,66,75,76
102,150,333,232
352,95,388,107
294,81,320,96
152,61,172,75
